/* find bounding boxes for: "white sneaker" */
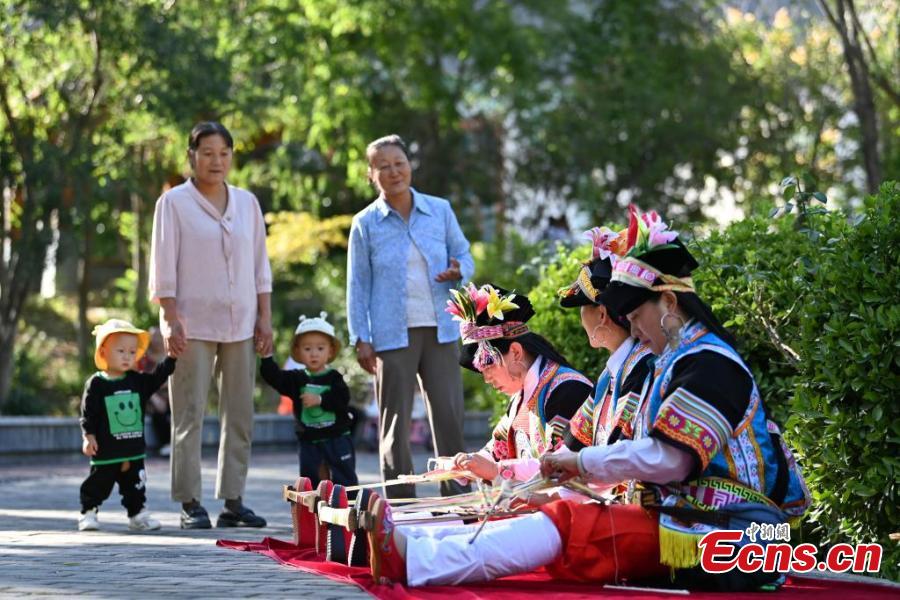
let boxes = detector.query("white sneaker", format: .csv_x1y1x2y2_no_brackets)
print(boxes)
128,510,161,531
158,444,171,457
78,508,99,531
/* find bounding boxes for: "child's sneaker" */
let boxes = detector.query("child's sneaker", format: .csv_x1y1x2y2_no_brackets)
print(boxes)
78,507,99,531
128,510,161,531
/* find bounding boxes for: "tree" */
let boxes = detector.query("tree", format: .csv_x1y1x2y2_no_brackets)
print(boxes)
0,0,227,409
817,0,893,193
218,0,547,239
506,0,776,222
0,2,105,404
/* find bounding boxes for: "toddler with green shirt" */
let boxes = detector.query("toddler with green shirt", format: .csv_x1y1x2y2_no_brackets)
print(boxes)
260,313,358,489
78,319,176,532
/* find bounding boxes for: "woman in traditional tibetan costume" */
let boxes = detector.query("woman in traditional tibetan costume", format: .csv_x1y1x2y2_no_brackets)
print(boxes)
447,284,592,483
367,208,811,591
558,227,653,451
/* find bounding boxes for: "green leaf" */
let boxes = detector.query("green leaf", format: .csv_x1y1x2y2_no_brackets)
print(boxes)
854,486,877,498
812,192,827,204
780,176,798,191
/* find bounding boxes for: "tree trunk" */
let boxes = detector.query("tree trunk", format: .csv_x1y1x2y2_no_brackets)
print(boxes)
131,190,147,315
0,320,18,413
844,44,882,193
0,179,39,412
77,224,93,370
820,0,883,193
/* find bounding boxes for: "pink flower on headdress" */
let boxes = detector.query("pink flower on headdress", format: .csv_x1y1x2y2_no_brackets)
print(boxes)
446,287,474,322
583,227,621,263
625,205,678,257
445,299,463,319
467,283,490,316
642,210,678,247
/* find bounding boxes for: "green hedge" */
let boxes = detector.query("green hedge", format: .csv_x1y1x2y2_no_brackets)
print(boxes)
791,183,899,578
525,183,899,581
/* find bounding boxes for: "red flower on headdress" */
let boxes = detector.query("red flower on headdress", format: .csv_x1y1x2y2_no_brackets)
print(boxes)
626,204,640,250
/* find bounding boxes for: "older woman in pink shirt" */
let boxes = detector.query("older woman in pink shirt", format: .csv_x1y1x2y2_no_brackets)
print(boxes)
150,122,272,530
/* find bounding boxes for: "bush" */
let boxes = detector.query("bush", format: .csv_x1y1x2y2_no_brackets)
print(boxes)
6,298,84,416
791,182,899,579
692,184,898,579
688,212,848,424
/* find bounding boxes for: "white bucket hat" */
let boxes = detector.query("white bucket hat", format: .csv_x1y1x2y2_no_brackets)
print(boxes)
292,312,341,354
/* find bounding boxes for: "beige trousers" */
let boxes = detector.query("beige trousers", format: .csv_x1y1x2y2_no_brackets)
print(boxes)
169,338,256,503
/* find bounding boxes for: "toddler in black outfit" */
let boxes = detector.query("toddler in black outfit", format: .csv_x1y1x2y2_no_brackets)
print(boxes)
261,313,358,489
78,319,176,531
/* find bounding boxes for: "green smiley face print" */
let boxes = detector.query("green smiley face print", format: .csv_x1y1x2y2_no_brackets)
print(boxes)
104,392,143,436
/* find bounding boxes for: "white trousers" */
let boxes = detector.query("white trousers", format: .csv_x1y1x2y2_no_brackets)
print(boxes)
403,512,562,587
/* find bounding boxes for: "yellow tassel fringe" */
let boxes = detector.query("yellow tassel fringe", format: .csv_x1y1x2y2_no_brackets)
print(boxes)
658,527,702,569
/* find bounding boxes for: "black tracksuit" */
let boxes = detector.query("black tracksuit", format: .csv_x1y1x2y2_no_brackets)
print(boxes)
79,357,176,515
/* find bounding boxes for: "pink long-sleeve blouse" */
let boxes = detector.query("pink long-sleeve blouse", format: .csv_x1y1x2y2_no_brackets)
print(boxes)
149,179,272,343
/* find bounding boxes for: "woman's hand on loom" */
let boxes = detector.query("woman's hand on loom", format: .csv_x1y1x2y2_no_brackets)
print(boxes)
540,448,580,480
452,452,499,481
515,491,559,508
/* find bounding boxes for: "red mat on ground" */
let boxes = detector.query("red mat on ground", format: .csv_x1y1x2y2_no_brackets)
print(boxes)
217,537,897,599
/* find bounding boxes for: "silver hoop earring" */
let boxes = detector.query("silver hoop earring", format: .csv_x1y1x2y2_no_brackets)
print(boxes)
660,312,686,350
588,324,608,346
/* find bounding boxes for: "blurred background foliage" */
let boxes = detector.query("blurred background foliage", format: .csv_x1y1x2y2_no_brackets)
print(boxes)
3,0,897,411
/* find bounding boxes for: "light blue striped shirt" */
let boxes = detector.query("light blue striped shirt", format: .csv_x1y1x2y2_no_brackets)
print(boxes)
346,189,475,352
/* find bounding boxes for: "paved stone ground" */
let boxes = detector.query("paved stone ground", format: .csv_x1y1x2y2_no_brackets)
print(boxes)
0,447,443,599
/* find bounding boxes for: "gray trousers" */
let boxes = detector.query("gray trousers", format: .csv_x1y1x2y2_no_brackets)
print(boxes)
376,327,469,498
168,338,256,503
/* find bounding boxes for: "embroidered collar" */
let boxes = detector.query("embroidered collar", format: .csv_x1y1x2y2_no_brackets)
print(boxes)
606,337,636,382
521,355,543,404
